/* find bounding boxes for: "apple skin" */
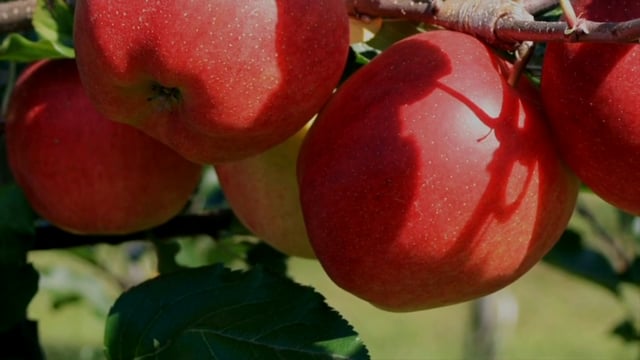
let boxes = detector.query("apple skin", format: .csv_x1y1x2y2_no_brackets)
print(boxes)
297,31,579,311
73,0,349,165
5,59,203,235
215,122,314,258
541,0,640,215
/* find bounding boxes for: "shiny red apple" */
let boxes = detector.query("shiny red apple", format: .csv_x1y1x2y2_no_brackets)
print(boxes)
5,59,202,235
298,30,579,311
73,0,350,165
541,0,640,214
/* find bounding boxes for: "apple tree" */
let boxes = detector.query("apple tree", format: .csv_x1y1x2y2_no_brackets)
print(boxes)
0,0,639,359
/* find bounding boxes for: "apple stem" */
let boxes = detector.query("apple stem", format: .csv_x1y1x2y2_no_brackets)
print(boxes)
558,0,578,30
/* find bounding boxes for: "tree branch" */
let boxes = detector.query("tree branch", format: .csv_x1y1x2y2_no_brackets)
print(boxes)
32,210,236,250
347,0,640,50
0,0,36,34
0,0,638,50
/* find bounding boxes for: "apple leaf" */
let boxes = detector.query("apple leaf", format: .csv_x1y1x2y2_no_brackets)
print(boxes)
0,264,39,332
543,229,622,293
0,183,36,265
0,0,74,62
105,264,369,360
0,320,44,360
366,21,421,51
0,184,39,332
0,33,74,62
611,319,640,343
32,0,74,48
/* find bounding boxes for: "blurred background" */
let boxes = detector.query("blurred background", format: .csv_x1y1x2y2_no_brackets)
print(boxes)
26,167,640,360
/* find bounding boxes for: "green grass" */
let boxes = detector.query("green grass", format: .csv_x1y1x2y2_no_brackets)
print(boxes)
27,254,639,360
288,259,639,360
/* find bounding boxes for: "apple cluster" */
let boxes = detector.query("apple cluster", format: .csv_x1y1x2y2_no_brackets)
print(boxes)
217,0,639,311
5,0,636,312
5,0,349,235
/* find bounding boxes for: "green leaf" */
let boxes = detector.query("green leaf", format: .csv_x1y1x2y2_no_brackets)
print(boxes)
154,239,188,274
366,21,421,51
0,33,73,62
0,183,36,265
621,258,640,285
246,242,289,277
0,264,39,331
611,319,640,342
0,185,39,333
0,320,44,359
32,0,74,46
0,0,75,62
105,265,369,360
543,229,622,294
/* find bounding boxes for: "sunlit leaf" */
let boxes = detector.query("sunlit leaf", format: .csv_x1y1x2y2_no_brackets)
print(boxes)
33,0,74,46
105,264,369,360
0,33,73,62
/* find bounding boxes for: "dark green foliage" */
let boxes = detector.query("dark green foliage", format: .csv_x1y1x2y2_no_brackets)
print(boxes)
105,264,369,360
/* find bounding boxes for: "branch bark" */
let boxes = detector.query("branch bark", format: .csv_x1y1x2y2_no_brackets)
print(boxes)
0,0,639,49
347,0,640,50
32,210,235,250
0,0,35,34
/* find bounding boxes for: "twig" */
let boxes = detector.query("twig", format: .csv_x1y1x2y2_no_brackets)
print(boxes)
0,0,36,33
347,0,640,50
496,17,640,43
559,0,578,30
0,0,638,49
32,210,235,250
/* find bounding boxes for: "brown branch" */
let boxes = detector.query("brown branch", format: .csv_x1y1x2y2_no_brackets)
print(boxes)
496,18,640,43
347,0,640,50
32,210,236,250
0,0,637,49
0,0,36,34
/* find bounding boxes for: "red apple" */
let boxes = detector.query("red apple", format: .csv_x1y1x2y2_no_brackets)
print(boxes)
215,121,314,258
541,0,640,215
297,31,579,311
73,0,349,165
5,59,202,235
